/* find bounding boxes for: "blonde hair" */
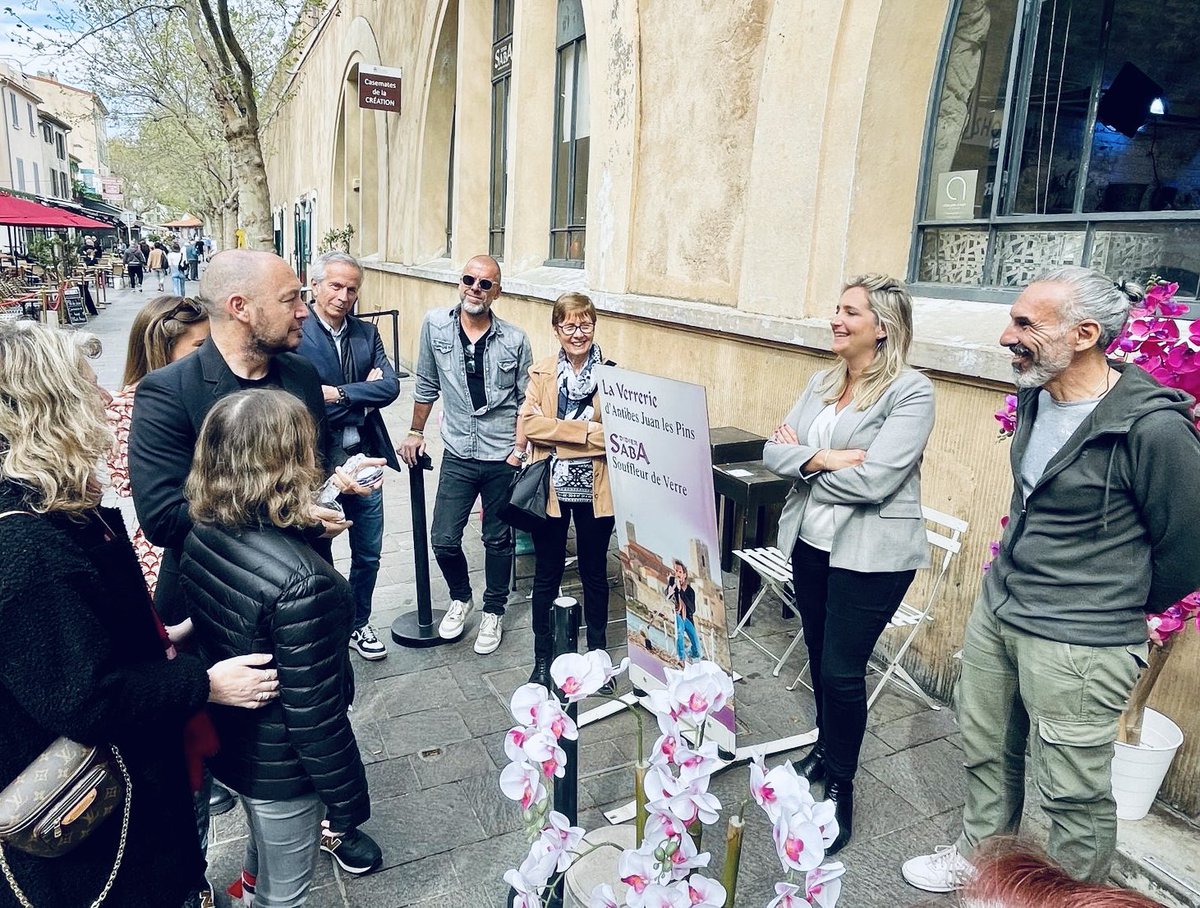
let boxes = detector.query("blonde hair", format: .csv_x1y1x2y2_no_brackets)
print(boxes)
0,321,113,513
819,273,915,410
121,296,209,388
551,292,597,326
186,389,322,530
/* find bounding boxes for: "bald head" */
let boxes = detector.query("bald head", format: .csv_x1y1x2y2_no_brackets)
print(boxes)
465,254,501,281
200,250,295,321
458,254,502,317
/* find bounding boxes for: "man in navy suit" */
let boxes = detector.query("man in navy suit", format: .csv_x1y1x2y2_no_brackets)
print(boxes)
297,251,400,662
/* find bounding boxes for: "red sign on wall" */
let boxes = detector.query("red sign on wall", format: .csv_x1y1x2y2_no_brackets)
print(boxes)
358,64,402,113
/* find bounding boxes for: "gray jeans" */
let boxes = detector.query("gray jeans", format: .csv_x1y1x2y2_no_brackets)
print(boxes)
241,793,324,907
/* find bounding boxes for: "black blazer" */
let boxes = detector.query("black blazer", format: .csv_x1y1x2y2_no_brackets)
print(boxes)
295,306,401,471
128,338,331,623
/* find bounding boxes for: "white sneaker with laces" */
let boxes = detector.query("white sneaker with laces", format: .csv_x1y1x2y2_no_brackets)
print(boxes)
474,612,503,654
902,844,975,893
349,623,387,661
438,597,474,639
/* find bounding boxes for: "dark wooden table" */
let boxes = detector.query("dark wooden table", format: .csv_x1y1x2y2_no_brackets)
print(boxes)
712,459,791,620
711,427,766,573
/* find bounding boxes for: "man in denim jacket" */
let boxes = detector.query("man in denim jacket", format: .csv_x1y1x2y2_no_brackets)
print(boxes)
398,255,532,654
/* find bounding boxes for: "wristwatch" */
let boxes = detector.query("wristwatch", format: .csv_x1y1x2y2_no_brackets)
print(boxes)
337,387,348,404
514,449,529,464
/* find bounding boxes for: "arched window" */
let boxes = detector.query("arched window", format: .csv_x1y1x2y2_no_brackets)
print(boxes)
914,0,1200,300
549,0,589,265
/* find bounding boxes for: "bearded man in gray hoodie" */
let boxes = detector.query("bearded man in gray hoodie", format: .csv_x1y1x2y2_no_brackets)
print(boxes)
904,266,1200,892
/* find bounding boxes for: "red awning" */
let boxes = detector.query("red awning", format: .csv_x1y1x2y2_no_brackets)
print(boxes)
0,193,112,229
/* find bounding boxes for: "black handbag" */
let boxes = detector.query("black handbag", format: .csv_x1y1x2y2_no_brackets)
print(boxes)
499,458,552,531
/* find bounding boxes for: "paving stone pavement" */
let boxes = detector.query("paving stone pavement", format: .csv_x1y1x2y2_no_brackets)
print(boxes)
82,290,1005,907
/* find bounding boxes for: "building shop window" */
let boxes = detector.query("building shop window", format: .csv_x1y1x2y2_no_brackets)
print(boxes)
915,0,1200,299
26,102,33,135
56,132,65,161
15,158,24,192
32,162,40,194
549,0,589,266
41,123,51,143
293,195,315,284
489,0,514,259
8,93,17,129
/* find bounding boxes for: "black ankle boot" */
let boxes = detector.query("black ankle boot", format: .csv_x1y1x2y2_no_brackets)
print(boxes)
793,743,827,783
824,778,854,855
528,655,551,689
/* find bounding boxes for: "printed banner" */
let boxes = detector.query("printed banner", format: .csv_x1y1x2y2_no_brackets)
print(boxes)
597,365,735,750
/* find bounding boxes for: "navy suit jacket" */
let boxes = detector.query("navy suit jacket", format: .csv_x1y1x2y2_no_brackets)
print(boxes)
128,338,332,622
296,305,401,471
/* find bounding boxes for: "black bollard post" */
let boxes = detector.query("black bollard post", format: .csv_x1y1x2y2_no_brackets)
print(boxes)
548,595,580,908
391,453,457,647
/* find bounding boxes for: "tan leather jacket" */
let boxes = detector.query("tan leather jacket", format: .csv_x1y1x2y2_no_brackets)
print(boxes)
518,355,613,518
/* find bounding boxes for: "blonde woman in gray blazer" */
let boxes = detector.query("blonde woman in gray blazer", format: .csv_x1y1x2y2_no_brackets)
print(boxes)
763,274,935,854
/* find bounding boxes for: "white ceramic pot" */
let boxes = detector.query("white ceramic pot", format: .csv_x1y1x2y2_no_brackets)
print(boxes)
1111,707,1183,821
564,824,637,908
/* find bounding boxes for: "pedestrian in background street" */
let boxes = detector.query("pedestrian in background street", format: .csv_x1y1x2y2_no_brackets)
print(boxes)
765,273,935,855
399,254,532,655
168,242,187,296
123,241,146,291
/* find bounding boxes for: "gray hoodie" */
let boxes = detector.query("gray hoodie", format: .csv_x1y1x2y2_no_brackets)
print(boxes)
983,363,1200,646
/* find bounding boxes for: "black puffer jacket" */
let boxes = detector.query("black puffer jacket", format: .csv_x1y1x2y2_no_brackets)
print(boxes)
180,523,369,831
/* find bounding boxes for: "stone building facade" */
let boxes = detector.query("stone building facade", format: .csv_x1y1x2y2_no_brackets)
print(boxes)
262,0,1200,816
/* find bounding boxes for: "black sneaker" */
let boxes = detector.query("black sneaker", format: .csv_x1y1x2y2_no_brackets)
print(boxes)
349,624,387,661
321,828,383,875
208,780,237,817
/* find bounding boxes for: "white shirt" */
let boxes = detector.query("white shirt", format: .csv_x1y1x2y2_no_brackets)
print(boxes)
798,403,842,552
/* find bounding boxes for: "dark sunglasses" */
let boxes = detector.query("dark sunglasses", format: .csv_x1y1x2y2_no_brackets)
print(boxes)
460,274,495,291
166,297,206,323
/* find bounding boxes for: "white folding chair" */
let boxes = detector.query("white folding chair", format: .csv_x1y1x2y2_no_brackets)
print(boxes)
730,546,805,676
787,505,968,712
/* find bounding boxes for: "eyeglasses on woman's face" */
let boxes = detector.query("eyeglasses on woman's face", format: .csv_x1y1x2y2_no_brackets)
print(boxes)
556,322,595,336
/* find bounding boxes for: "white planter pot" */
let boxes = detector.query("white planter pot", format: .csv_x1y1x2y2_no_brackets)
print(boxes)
1111,707,1183,821
564,824,637,908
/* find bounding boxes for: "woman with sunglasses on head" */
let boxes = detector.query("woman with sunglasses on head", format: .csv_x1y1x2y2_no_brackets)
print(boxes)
764,274,935,855
0,322,279,908
107,296,210,596
181,389,373,905
519,293,616,690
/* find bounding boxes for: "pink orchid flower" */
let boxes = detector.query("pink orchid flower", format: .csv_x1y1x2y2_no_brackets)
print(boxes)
749,752,811,823
619,847,659,896
588,884,620,908
673,875,726,907
806,861,846,908
635,884,690,908
510,683,553,725
503,868,544,908
499,760,546,811
534,699,579,741
550,650,626,702
765,881,805,908
772,808,832,873
539,811,585,872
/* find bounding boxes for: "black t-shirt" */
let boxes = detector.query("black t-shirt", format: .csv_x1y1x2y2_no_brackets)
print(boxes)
458,324,489,412
235,363,282,391
670,582,696,620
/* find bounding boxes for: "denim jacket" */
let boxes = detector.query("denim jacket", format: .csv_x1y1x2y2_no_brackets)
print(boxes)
414,305,533,461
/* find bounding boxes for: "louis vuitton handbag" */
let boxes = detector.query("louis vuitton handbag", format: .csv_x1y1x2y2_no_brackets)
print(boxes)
0,511,132,907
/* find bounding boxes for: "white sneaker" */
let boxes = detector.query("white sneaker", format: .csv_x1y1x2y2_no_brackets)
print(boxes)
902,844,975,893
438,597,474,639
474,612,503,655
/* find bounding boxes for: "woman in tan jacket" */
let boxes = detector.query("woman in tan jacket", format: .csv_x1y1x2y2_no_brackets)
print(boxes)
519,292,614,690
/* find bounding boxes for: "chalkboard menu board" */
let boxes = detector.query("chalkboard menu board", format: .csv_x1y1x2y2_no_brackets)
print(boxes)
64,288,87,326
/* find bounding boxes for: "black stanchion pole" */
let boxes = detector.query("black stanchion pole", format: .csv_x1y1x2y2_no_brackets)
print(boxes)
549,595,580,908
391,453,456,647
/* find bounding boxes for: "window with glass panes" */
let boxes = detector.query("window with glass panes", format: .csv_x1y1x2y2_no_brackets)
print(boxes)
914,0,1200,302
549,0,589,265
489,0,514,259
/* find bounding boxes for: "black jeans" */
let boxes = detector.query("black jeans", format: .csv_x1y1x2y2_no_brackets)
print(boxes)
430,453,515,614
127,264,144,288
530,502,615,657
791,539,916,781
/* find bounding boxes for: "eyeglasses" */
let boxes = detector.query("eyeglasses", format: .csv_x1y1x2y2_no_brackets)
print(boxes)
461,274,495,291
556,322,594,336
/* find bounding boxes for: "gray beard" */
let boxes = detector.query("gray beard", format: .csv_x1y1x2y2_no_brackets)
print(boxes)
461,300,487,316
1010,343,1074,389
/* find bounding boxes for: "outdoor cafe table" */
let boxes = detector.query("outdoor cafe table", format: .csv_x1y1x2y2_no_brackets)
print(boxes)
711,458,791,621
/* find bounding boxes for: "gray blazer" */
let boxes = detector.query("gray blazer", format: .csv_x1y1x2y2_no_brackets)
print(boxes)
763,368,935,572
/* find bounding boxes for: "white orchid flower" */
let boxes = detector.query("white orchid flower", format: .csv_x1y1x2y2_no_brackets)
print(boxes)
503,868,544,908
749,752,811,823
550,652,606,701
675,740,720,785
511,683,553,725
806,861,846,907
589,883,620,908
619,847,659,899
765,881,804,908
518,837,560,888
634,883,690,908
499,760,547,811
539,811,585,872
672,875,726,907
772,808,831,873
522,730,567,779
505,725,535,764
534,698,578,741
664,831,710,879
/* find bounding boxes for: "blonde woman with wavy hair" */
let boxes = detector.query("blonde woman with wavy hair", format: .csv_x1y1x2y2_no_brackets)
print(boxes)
763,273,935,855
180,388,373,903
0,321,281,908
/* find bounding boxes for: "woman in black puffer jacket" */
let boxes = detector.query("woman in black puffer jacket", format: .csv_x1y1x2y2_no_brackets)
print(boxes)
179,389,370,907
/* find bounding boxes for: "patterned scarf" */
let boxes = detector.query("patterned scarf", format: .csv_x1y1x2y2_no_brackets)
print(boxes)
552,344,603,501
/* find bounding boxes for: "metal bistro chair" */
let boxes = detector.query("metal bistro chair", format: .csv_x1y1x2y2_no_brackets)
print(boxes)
730,546,805,677
786,505,968,712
